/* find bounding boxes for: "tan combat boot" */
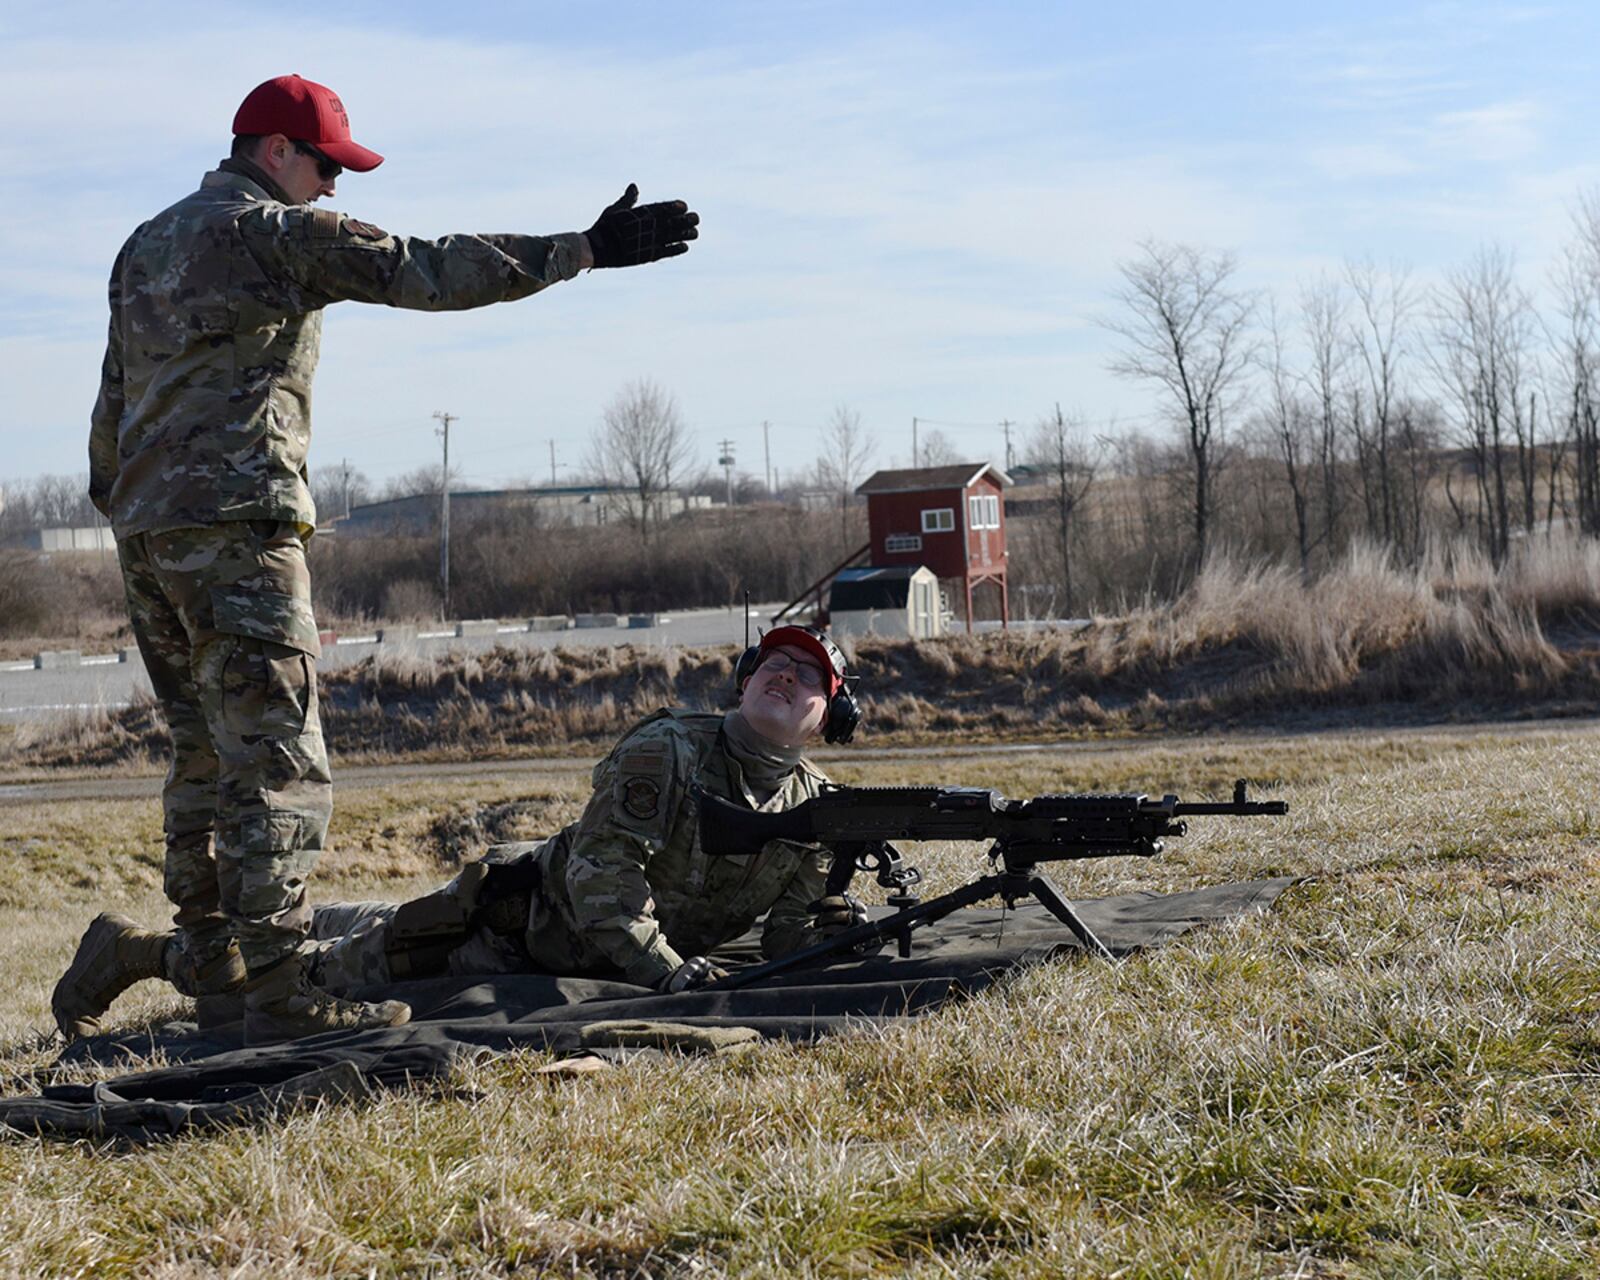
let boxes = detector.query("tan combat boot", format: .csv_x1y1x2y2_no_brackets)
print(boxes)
51,913,173,1039
242,953,411,1045
170,945,249,1030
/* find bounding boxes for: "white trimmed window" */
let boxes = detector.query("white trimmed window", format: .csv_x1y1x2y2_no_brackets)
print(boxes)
968,494,1000,529
921,507,955,533
885,533,923,553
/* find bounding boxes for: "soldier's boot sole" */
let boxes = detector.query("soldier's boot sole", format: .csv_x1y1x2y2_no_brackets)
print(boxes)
241,957,411,1046
51,913,173,1040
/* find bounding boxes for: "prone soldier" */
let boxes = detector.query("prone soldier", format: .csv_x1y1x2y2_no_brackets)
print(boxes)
83,73,699,1044
53,626,869,1032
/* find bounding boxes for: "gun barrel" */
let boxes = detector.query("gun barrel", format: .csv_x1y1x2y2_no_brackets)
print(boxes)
694,780,1288,860
1172,800,1289,816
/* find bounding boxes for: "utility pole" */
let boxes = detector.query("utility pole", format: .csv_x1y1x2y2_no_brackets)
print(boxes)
1000,419,1015,472
763,420,771,495
549,439,557,486
340,457,352,518
912,416,919,468
718,438,737,506
433,410,457,618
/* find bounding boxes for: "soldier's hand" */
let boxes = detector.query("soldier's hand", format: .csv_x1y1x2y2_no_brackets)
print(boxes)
810,894,885,955
659,955,728,993
584,183,700,268
810,894,869,937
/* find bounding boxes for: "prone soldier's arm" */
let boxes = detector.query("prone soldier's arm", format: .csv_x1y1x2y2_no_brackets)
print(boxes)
239,205,588,313
758,843,833,961
87,244,131,517
559,737,690,988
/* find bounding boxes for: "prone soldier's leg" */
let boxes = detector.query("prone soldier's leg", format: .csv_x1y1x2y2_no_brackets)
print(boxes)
309,876,530,993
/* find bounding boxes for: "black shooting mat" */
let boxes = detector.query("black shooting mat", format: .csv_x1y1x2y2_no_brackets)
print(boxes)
1,878,1298,1142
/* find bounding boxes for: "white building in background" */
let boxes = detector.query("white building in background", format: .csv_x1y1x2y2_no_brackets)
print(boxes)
25,526,117,552
827,564,945,640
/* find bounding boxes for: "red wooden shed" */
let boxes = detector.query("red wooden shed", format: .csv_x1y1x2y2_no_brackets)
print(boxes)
855,463,1011,630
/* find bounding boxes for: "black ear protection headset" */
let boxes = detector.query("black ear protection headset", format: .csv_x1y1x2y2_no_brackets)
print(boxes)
734,624,862,744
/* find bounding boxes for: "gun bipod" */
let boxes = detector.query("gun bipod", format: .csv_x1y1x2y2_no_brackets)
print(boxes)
707,851,1114,992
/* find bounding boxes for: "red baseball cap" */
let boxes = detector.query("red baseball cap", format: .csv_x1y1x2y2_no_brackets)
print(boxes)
758,625,846,696
232,74,384,172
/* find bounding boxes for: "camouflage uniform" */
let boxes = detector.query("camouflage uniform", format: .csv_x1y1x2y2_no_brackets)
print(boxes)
89,157,586,972
312,710,838,990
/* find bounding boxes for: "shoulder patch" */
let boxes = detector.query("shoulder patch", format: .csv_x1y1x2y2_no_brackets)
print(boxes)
341,218,387,241
610,737,679,842
622,775,662,821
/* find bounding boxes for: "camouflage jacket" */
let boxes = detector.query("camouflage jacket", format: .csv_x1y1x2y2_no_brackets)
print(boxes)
89,161,585,537
525,709,835,987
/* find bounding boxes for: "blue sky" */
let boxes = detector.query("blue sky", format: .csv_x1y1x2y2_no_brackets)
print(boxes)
3,1,1596,495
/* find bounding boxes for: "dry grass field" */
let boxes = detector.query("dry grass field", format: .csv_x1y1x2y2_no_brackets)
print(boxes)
3,722,1599,1277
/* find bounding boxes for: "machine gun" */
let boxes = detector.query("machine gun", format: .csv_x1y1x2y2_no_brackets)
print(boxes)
694,780,1287,988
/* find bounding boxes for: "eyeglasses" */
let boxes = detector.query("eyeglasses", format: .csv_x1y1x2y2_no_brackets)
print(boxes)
292,139,342,182
759,650,828,690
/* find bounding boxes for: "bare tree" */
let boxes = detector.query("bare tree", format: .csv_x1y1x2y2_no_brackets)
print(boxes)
1300,276,1349,558
311,463,373,521
587,379,696,544
918,428,962,467
1428,246,1538,561
1347,260,1417,546
0,474,101,540
1105,240,1257,568
1260,296,1315,579
1027,404,1100,615
378,464,447,503
1555,197,1600,535
814,404,876,550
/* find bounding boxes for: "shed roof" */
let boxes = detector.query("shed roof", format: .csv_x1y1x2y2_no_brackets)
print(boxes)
828,564,934,611
855,462,1012,495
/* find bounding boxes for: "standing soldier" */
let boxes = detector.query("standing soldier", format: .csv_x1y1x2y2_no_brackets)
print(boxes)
74,74,699,1044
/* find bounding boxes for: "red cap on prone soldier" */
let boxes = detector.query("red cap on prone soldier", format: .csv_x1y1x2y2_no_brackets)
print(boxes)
757,625,847,695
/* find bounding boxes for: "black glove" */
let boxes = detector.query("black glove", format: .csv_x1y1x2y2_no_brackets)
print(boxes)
810,894,869,937
585,183,700,268
810,894,886,956
658,955,728,993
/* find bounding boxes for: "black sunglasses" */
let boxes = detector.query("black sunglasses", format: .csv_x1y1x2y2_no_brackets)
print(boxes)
292,139,342,181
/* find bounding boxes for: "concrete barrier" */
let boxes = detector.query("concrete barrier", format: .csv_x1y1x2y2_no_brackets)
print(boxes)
574,613,620,629
376,624,417,644
35,650,82,669
526,615,573,632
456,619,501,637
627,613,658,629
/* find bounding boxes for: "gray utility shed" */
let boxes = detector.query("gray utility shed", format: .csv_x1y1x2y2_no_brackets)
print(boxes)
827,565,944,640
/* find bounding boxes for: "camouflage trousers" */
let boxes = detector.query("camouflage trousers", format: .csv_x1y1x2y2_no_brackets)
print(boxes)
308,881,530,992
117,520,331,973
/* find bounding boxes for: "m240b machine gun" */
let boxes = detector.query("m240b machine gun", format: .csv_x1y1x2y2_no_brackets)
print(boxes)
694,780,1287,988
